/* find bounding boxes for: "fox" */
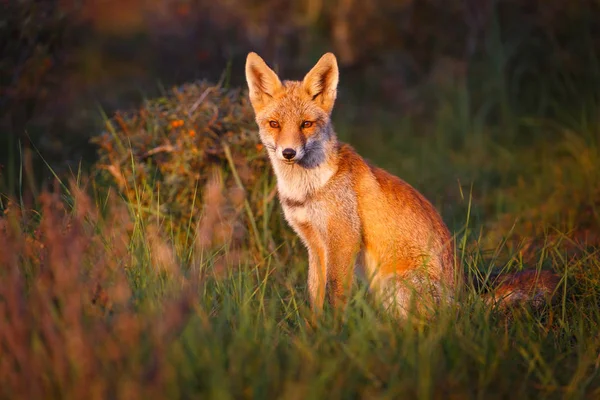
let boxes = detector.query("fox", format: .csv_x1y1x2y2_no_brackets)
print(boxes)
244,51,560,318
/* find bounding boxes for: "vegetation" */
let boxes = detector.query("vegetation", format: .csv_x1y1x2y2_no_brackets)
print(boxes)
2,75,600,397
1,1,600,399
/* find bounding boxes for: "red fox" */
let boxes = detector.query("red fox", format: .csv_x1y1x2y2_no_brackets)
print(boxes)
244,52,559,318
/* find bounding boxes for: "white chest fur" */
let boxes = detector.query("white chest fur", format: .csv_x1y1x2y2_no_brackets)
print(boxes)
270,157,336,202
280,199,328,249
282,203,310,224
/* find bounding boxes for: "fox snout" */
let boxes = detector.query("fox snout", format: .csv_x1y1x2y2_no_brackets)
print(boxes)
275,144,305,163
281,148,296,160
267,128,306,163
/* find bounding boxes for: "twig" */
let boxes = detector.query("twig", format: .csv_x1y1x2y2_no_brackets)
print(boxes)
188,87,213,115
143,144,175,157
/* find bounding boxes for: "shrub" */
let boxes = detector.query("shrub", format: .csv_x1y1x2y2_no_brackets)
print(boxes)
91,81,289,261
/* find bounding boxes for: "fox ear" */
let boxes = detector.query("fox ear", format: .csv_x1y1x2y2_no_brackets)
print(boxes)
245,52,283,112
302,53,339,114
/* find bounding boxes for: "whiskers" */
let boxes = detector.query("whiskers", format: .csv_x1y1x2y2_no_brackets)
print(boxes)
263,143,276,152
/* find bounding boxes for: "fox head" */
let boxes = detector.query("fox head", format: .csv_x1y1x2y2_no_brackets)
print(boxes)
245,52,339,166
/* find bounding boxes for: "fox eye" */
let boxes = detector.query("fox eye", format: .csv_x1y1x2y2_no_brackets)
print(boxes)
269,121,280,129
302,121,313,128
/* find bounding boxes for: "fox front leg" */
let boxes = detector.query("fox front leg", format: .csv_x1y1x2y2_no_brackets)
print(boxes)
293,221,328,323
325,230,359,315
307,249,327,317
326,251,355,313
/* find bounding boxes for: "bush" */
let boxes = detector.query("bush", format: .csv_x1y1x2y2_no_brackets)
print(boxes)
91,81,289,261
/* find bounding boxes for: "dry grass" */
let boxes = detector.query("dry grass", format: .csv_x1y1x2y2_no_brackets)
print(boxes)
0,174,598,398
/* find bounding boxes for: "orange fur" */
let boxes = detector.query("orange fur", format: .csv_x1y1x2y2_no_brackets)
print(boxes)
245,52,559,318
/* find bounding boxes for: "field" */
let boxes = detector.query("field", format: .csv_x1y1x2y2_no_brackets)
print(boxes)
2,74,599,398
2,5,600,397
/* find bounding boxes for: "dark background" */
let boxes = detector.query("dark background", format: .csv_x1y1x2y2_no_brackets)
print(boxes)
1,0,599,193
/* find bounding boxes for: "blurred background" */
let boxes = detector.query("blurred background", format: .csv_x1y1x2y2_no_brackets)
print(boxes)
1,0,599,194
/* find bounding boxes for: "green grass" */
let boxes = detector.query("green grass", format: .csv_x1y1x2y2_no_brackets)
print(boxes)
2,73,600,400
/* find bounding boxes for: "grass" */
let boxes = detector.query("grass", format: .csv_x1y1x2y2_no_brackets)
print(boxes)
1,68,600,400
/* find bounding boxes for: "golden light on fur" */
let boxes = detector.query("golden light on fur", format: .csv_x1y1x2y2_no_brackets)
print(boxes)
245,52,559,319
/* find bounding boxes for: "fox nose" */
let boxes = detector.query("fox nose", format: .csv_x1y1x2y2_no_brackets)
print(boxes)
282,148,296,160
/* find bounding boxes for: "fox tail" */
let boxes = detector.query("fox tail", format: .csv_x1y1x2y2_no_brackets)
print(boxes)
476,269,561,311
